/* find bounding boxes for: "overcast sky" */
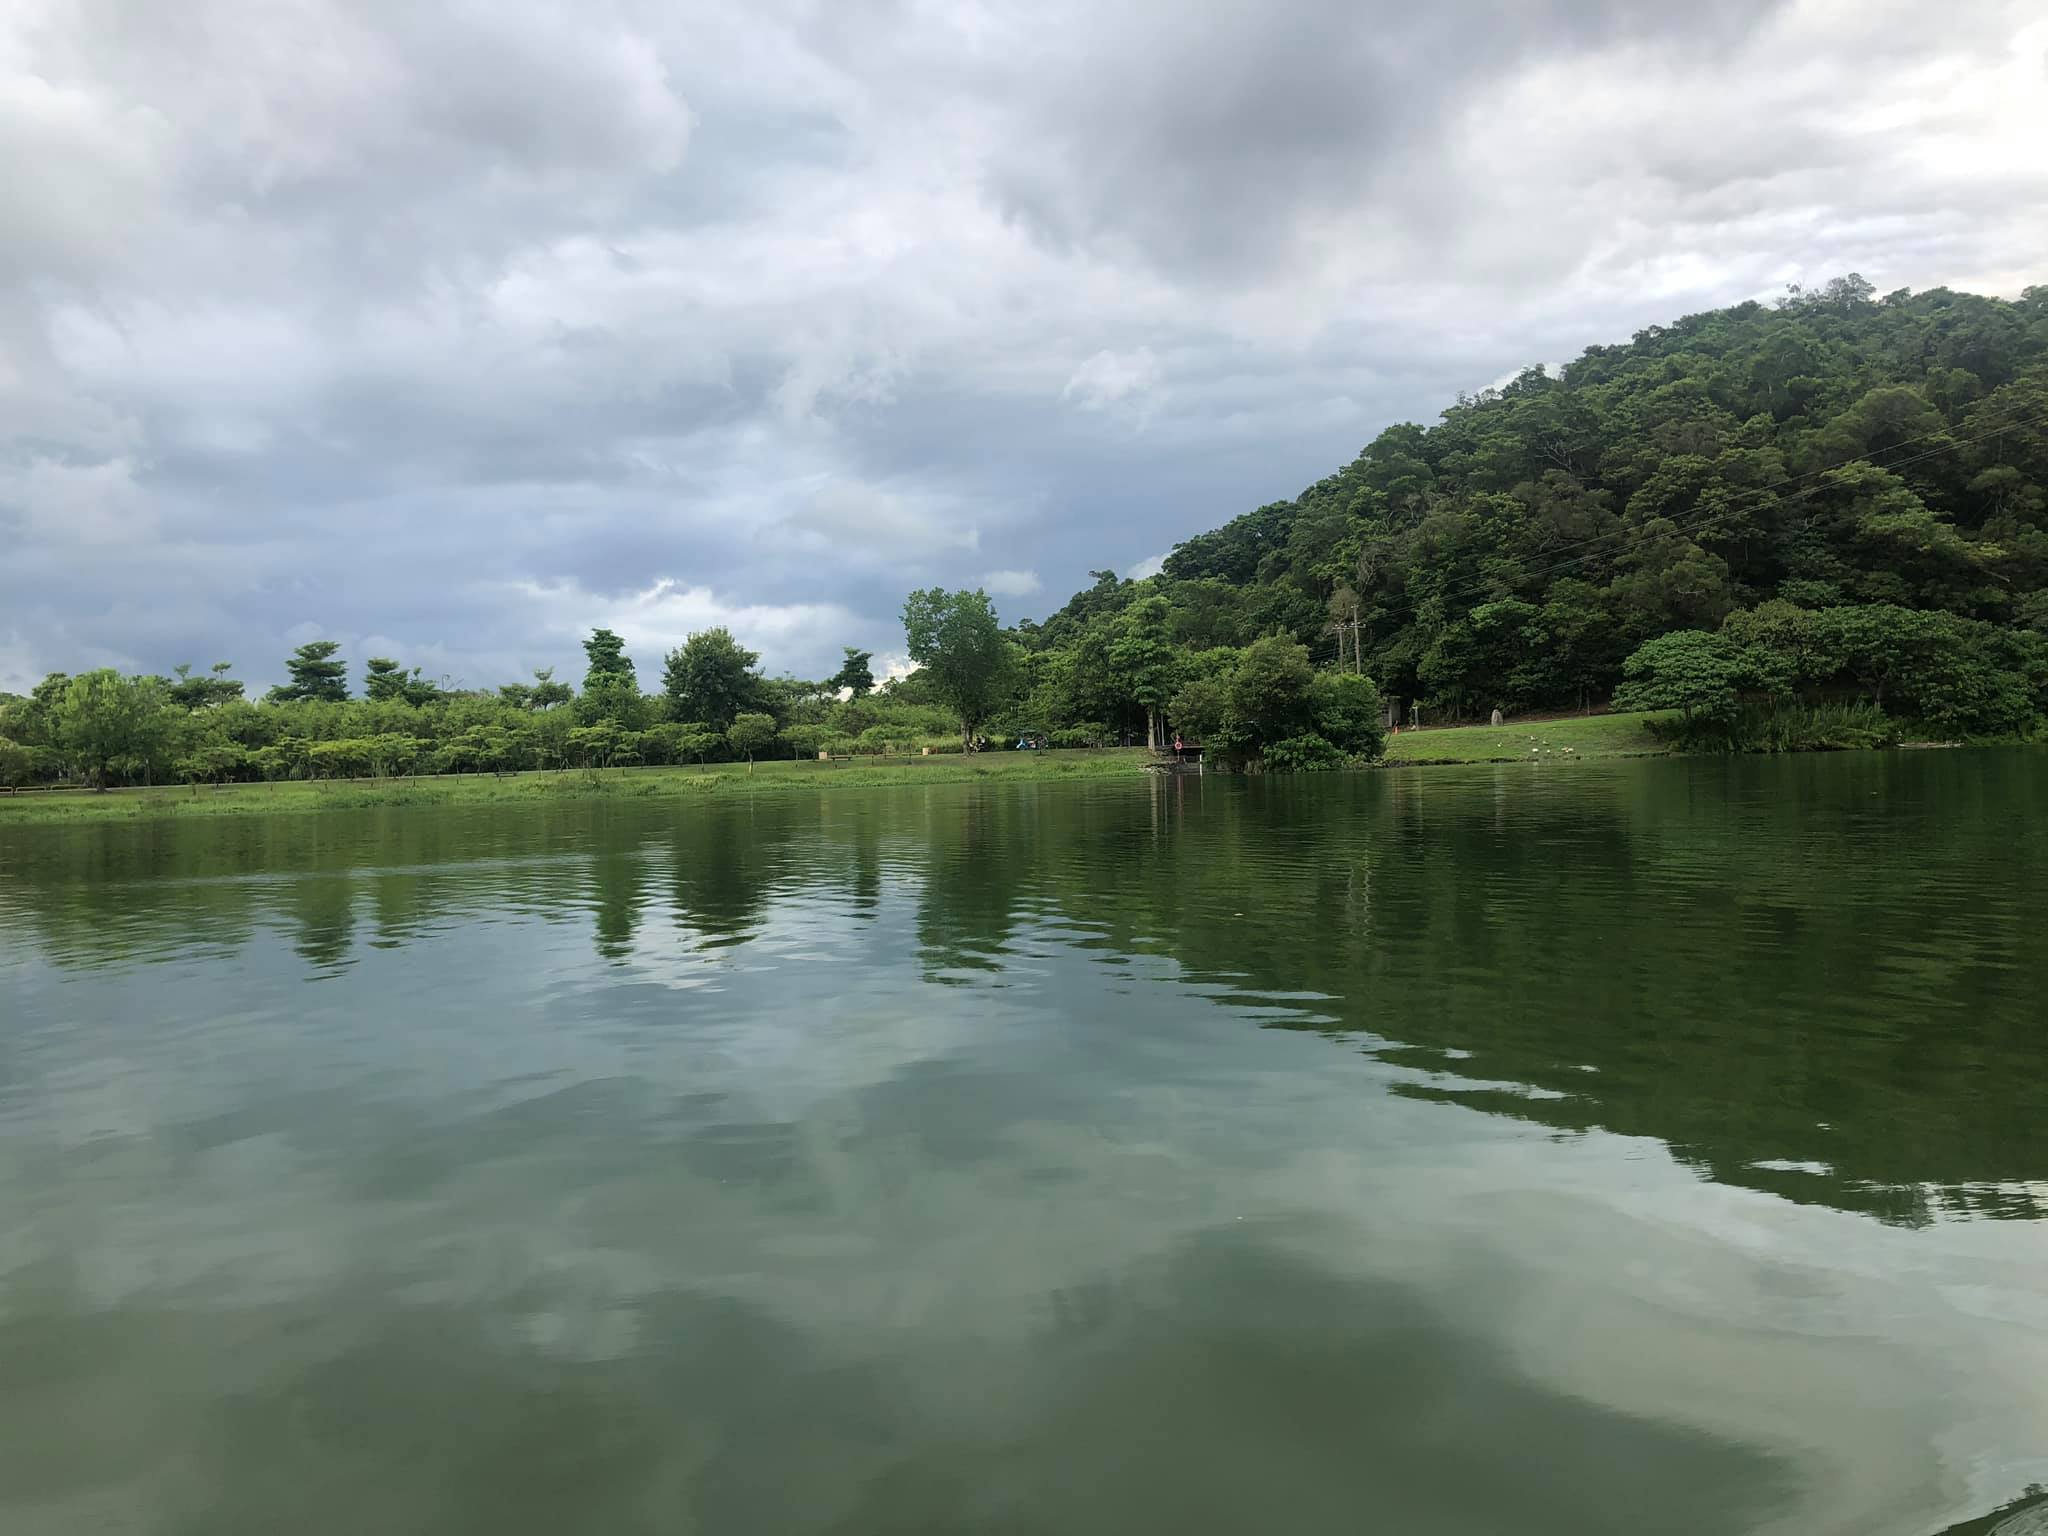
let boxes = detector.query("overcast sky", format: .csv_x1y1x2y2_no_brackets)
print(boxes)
3,0,2044,692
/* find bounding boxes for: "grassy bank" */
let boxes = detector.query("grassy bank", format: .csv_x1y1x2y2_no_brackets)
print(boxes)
0,713,1699,826
1381,710,1675,764
0,749,1158,825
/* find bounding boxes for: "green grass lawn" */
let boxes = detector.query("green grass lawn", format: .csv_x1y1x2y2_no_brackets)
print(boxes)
1379,710,1675,764
0,715,1683,827
0,749,1158,826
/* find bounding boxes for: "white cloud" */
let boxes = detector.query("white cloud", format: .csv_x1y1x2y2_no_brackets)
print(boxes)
782,479,980,558
509,577,867,678
0,630,41,694
1062,347,1162,410
0,455,154,546
872,651,917,685
1,0,2043,685
980,568,1042,597
0,624,137,690
1126,552,1166,580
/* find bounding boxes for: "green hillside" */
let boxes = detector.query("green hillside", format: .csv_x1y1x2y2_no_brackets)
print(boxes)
1012,276,2048,749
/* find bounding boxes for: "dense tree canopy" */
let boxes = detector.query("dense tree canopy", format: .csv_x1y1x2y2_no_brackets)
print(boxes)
662,628,768,730
53,670,173,788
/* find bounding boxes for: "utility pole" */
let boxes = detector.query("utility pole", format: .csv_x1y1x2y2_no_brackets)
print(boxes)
1341,619,1362,673
1329,617,1362,673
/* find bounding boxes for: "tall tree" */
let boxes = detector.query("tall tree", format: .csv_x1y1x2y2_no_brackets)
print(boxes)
364,657,409,702
271,640,349,703
578,628,642,727
1108,595,1180,749
662,627,764,729
581,628,635,689
901,588,1016,747
831,646,876,699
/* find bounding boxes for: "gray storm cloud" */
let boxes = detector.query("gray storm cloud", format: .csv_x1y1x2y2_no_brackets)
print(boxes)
2,0,2043,691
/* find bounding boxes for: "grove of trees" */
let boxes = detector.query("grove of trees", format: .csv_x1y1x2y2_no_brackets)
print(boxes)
0,625,1022,791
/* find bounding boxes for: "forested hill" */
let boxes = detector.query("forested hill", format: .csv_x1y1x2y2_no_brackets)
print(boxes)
1019,276,2048,727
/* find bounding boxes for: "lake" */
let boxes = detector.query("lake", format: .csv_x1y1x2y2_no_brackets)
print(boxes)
2,752,2046,1535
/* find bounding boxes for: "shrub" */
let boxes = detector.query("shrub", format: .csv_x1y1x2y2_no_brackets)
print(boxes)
1310,671,1387,761
1262,733,1344,771
0,737,33,789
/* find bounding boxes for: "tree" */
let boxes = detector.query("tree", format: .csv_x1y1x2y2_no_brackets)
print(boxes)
645,721,722,764
0,737,33,790
577,634,646,728
440,724,515,775
529,707,574,769
178,736,251,786
1168,673,1230,744
1536,580,1622,712
1160,638,1369,767
1310,671,1387,760
567,721,636,769
663,628,764,729
766,673,835,724
582,628,635,688
53,670,172,788
1226,635,1316,749
901,588,1016,748
781,723,830,759
169,661,244,710
831,646,876,699
1109,595,1180,749
1612,631,1745,722
271,640,349,703
364,657,411,702
502,668,573,711
727,711,777,766
672,723,724,763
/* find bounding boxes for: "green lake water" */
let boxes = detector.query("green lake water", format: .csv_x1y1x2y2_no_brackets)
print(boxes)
2,752,2046,1534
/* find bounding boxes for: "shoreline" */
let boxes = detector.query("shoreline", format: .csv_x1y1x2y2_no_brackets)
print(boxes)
0,748,1157,826
0,711,2007,828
